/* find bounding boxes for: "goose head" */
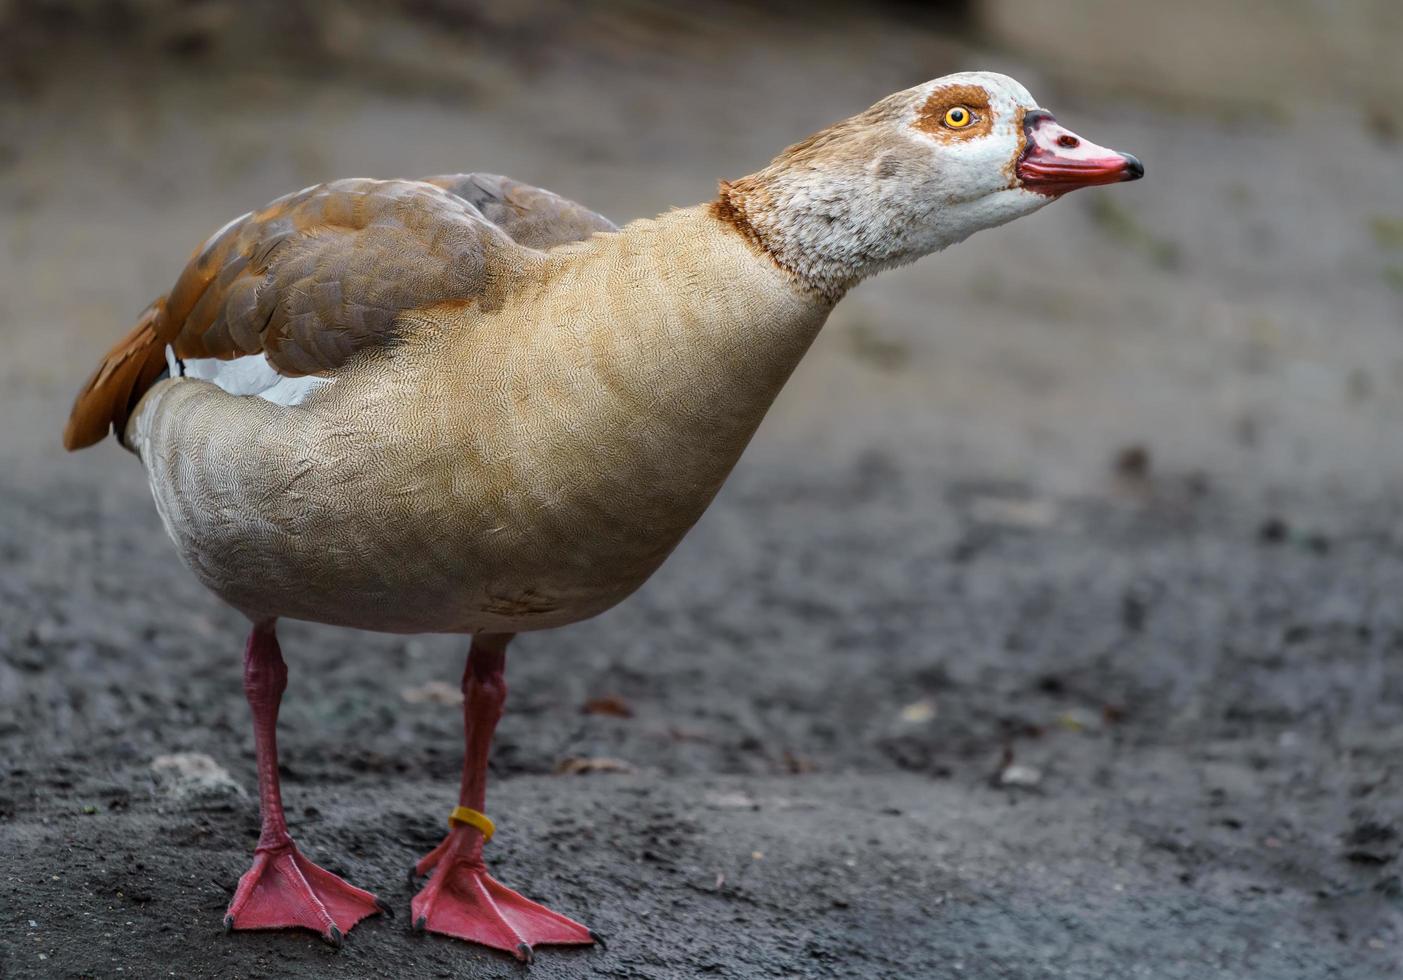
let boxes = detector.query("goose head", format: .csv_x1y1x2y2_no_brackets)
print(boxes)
717,71,1143,298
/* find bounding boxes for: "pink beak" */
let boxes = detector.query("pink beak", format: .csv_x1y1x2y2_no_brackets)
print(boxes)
1016,109,1143,196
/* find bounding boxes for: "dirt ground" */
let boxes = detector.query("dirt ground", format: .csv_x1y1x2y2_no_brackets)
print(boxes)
2,5,1403,978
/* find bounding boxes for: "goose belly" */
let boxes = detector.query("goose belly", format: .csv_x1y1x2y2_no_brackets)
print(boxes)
131,376,718,634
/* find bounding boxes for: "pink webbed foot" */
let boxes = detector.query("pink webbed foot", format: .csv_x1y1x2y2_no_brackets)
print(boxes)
411,832,595,962
224,840,386,946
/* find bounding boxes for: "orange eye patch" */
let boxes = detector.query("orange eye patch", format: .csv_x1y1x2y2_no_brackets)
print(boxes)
913,84,994,141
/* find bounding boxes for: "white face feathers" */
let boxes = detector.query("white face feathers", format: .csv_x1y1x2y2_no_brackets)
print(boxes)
900,72,1052,245
716,71,1142,298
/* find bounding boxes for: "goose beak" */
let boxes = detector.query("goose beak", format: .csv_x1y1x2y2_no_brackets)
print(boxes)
1016,109,1143,196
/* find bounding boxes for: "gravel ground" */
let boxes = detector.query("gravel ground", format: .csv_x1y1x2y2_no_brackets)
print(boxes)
2,7,1402,978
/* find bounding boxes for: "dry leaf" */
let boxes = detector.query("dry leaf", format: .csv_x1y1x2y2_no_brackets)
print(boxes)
582,695,633,718
554,756,635,775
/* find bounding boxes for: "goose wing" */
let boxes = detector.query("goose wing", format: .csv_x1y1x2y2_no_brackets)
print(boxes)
63,175,615,449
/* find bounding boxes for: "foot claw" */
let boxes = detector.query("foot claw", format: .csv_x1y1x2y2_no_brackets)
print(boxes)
517,942,535,964
375,897,395,919
414,915,428,932
588,929,606,950
326,925,344,949
223,915,234,934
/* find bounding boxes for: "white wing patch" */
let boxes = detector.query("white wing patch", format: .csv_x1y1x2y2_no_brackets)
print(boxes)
179,349,333,406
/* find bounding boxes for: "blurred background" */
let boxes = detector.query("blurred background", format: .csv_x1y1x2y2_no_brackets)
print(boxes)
2,2,1402,978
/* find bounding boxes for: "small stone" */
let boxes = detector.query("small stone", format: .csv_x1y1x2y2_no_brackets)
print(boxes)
705,791,760,811
1258,517,1289,544
970,496,1056,529
899,700,937,724
399,680,463,705
1113,444,1151,481
997,764,1043,788
150,753,245,805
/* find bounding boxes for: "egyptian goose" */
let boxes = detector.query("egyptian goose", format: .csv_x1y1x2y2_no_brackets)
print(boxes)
64,72,1141,960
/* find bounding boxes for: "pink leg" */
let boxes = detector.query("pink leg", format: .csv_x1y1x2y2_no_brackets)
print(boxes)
224,621,385,945
410,632,596,961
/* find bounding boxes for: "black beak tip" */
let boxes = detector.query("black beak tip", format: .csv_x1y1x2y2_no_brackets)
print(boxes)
1121,153,1145,181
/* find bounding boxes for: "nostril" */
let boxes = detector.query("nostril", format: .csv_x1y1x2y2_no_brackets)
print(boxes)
1058,135,1079,149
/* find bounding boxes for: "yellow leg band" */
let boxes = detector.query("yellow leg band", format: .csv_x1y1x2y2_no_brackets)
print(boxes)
448,805,496,841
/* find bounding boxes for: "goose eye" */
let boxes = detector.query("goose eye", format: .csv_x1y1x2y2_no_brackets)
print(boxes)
943,106,973,129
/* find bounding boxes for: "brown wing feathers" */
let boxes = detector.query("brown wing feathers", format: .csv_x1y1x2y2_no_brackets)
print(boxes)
62,298,172,450
423,173,616,249
64,175,609,451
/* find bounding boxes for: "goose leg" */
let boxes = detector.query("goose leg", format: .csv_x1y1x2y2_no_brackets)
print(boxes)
410,632,595,961
224,621,385,945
